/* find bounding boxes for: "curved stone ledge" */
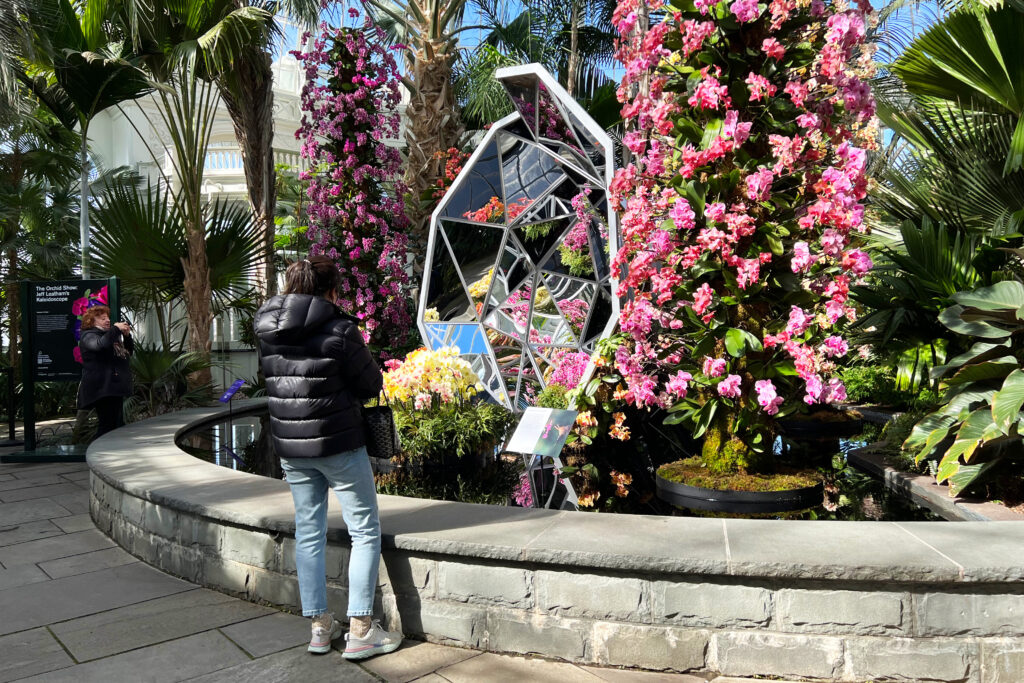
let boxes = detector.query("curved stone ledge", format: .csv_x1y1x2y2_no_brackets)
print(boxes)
87,401,1024,682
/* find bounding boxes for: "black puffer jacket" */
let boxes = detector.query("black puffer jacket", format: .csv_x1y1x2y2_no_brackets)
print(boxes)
78,327,134,409
254,294,383,458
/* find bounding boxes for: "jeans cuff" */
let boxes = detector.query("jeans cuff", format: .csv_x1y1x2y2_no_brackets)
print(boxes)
347,610,373,617
302,608,328,617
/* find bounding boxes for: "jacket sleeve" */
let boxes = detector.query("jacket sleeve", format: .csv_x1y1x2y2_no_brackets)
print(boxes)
332,323,384,399
79,328,119,354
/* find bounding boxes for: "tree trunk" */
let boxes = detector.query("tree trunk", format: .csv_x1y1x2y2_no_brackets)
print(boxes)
79,129,91,279
218,47,277,299
403,47,463,265
181,227,213,388
567,0,580,97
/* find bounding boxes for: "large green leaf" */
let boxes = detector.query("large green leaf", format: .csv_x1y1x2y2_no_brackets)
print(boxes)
939,304,1012,338
992,368,1024,433
942,407,996,467
947,461,1000,496
931,341,1011,378
944,356,1018,386
952,280,1024,311
724,328,762,357
892,6,1024,119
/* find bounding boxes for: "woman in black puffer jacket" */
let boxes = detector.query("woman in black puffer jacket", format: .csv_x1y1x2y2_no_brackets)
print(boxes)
254,255,402,660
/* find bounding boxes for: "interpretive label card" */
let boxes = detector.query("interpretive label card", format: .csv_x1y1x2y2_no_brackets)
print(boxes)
505,407,578,457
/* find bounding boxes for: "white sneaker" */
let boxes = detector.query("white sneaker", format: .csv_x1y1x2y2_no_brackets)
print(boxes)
342,620,403,660
308,613,342,654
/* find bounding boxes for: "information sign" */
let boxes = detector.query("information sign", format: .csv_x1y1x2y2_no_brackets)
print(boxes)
29,279,112,381
504,407,578,458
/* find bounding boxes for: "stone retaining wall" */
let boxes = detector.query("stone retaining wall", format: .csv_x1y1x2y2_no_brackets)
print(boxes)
87,402,1024,682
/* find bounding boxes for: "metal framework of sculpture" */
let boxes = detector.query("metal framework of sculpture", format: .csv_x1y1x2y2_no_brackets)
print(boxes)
418,64,619,410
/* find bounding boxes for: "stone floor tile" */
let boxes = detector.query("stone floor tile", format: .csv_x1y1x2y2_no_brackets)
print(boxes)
436,653,605,683
582,666,711,682
0,483,87,504
0,562,193,636
0,563,50,591
0,519,65,546
50,514,94,534
16,630,249,683
711,678,805,683
0,475,66,492
0,499,72,526
219,611,311,658
51,587,274,661
53,496,90,515
182,644,378,683
359,641,479,683
0,529,114,567
0,473,13,481
59,471,91,483
408,675,448,683
0,628,74,683
38,546,138,579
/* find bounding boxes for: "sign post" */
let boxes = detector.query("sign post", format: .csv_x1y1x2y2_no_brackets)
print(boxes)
1,277,120,463
502,407,580,510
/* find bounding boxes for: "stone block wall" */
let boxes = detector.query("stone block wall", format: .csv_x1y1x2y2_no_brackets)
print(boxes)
90,472,1024,683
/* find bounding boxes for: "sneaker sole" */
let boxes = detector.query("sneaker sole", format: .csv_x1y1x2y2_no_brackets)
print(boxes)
342,640,402,660
308,624,342,654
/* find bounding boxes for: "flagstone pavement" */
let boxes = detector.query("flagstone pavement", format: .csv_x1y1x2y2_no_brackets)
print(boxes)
0,453,791,682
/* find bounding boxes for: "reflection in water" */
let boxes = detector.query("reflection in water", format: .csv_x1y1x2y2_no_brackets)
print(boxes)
178,414,281,479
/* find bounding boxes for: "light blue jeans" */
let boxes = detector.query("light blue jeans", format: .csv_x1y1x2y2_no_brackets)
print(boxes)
279,446,381,618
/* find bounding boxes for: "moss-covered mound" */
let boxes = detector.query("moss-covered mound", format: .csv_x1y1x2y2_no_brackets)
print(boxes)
657,456,821,493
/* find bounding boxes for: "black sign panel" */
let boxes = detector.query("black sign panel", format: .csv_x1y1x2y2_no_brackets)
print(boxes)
29,279,113,381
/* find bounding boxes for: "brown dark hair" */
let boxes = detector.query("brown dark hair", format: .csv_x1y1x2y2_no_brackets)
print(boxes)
284,255,341,297
81,305,110,330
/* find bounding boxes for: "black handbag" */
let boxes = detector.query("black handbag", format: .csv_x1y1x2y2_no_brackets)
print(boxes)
363,399,400,460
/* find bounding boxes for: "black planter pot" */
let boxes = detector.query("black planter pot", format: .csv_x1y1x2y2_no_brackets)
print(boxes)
655,472,824,514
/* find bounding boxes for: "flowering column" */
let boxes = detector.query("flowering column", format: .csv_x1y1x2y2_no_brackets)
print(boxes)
609,0,878,473
294,14,412,354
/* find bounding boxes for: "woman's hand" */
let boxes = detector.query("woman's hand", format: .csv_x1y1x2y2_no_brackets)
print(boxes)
114,322,131,336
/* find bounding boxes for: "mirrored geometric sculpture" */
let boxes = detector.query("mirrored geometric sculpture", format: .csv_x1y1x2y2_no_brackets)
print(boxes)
419,64,620,410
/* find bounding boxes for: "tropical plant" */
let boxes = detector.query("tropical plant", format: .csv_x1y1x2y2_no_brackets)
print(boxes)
0,108,81,371
889,3,1024,176
455,0,619,129
606,0,876,476
90,178,262,350
0,0,153,276
123,345,217,421
903,280,1024,494
362,0,476,252
850,218,998,389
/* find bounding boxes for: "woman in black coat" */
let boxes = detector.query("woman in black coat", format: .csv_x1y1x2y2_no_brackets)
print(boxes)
254,255,402,660
78,305,133,437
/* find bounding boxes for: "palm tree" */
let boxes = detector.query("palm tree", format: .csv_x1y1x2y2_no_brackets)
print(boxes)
0,108,81,372
90,177,262,351
116,0,319,299
363,0,484,254
0,0,153,277
454,0,618,130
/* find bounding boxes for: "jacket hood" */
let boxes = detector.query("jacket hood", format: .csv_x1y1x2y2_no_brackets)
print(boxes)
255,294,339,343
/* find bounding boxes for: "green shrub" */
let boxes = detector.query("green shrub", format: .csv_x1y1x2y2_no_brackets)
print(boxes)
394,400,515,462
536,385,569,409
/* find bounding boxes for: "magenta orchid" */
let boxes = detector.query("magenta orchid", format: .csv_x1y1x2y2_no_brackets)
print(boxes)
608,0,877,472
294,17,411,354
